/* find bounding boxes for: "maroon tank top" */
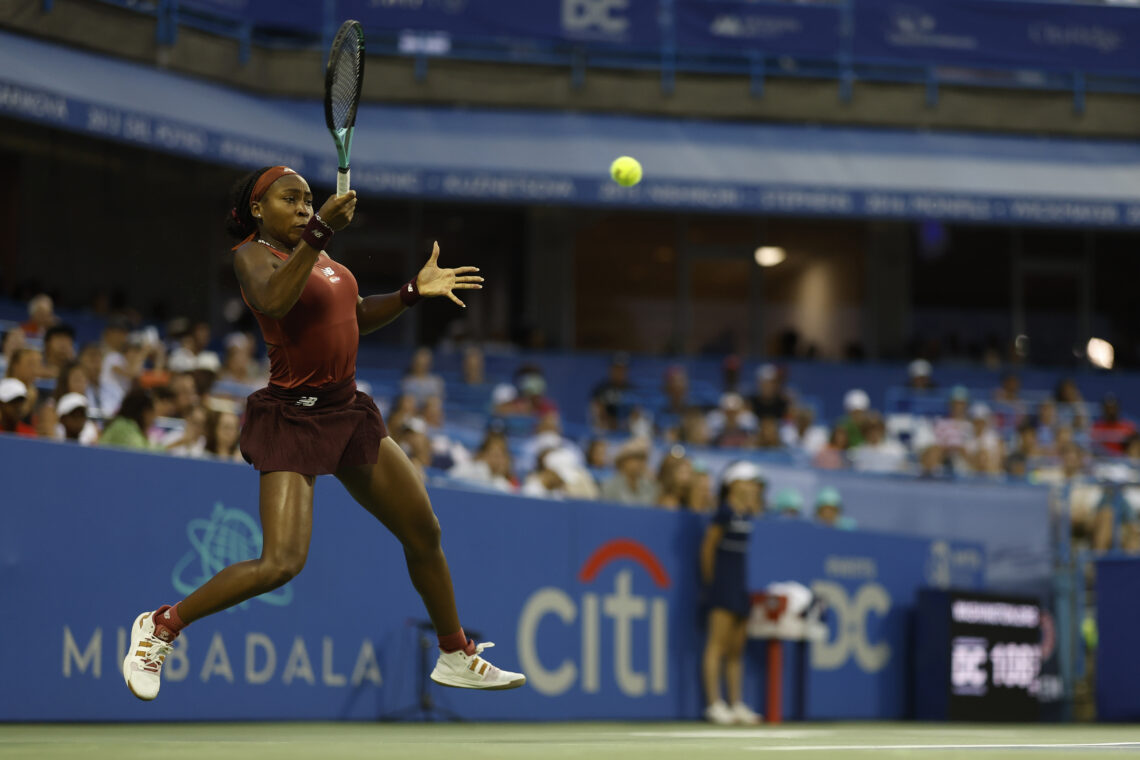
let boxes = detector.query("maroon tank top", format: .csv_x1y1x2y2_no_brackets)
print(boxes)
241,244,359,389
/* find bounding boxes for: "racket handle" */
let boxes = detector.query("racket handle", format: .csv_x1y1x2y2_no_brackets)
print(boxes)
337,167,351,197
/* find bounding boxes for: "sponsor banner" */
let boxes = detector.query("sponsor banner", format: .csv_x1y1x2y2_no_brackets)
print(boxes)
336,0,663,47
854,0,1140,74
0,436,983,721
675,0,843,58
3,78,1136,226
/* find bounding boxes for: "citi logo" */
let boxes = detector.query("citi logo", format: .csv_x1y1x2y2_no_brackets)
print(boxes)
517,538,669,697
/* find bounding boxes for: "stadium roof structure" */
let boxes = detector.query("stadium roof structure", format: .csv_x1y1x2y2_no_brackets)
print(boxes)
3,29,1140,227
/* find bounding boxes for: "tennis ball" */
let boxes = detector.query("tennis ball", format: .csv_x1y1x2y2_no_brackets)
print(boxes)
610,156,642,187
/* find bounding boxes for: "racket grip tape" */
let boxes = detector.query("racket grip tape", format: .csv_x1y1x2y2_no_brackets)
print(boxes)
336,167,351,197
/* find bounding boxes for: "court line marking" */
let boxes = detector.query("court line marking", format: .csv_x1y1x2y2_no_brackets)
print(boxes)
631,730,834,739
746,742,1140,752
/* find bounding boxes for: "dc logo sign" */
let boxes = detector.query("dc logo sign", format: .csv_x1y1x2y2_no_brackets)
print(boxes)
562,0,630,37
517,538,668,697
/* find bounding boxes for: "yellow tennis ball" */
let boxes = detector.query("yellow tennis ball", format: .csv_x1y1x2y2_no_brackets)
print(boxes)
610,156,642,187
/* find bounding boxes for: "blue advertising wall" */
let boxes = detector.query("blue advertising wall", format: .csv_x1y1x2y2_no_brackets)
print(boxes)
0,437,985,721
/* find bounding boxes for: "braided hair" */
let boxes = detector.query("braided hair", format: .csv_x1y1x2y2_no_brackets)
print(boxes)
224,166,273,240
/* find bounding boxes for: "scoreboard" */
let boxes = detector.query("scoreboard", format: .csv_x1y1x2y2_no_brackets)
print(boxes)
915,590,1041,721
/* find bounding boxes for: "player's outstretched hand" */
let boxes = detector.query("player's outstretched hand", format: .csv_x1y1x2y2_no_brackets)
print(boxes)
317,190,357,231
415,241,483,308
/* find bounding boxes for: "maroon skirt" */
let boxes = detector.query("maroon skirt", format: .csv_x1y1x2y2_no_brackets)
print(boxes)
239,377,388,476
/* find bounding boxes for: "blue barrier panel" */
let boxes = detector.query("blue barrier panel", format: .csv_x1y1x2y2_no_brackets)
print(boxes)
853,0,1140,75
177,0,324,30
675,0,843,58
1095,556,1140,721
340,0,663,47
0,436,983,720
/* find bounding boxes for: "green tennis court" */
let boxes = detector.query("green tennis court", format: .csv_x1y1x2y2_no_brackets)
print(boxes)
4,723,1140,760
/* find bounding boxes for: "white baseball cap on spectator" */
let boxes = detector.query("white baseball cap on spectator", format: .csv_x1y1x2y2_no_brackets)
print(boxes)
908,359,932,379
402,416,427,434
168,352,196,373
224,332,251,352
57,392,89,417
544,447,580,483
195,351,222,373
969,401,992,420
721,460,766,488
0,378,28,403
757,363,778,382
491,383,518,405
844,389,870,412
720,392,745,411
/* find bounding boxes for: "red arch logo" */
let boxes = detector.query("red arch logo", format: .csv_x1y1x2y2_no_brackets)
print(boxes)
577,538,671,589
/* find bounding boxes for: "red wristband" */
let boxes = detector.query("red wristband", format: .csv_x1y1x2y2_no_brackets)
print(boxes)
301,214,334,251
400,276,422,307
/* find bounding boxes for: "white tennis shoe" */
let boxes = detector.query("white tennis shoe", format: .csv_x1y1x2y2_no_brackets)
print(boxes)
122,610,175,701
430,641,525,690
705,700,736,725
731,701,763,724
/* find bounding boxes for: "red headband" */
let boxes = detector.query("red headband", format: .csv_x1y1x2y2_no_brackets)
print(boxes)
250,165,298,203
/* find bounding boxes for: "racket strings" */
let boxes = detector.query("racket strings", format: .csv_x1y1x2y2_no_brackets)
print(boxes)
329,42,361,129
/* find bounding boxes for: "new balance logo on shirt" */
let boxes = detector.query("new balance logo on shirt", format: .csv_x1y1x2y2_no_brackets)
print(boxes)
320,266,340,283
295,396,318,407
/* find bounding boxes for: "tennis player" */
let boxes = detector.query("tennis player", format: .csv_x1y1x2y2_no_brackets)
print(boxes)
700,461,765,724
123,165,525,700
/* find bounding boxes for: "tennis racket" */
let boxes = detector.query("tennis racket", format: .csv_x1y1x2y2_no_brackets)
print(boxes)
324,20,365,197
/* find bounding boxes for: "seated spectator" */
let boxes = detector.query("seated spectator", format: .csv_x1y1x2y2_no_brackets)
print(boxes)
838,389,872,447
687,463,715,513
34,397,59,440
721,354,741,394
41,324,76,378
780,405,829,457
6,347,42,422
77,342,105,417
850,415,908,474
204,410,244,462
21,294,56,339
677,407,712,447
709,393,756,448
163,404,207,457
933,386,973,465
395,417,433,474
585,437,609,468
965,402,1004,472
657,447,694,510
1054,377,1089,431
99,388,156,450
662,365,690,418
993,372,1021,403
1092,393,1136,455
450,432,517,493
461,345,487,387
591,353,633,432
191,351,222,396
1005,452,1029,481
402,347,445,403
0,378,34,436
418,396,469,470
544,447,599,499
1012,420,1043,460
515,364,557,416
755,417,783,450
519,411,585,473
1034,399,1061,455
218,332,264,388
749,363,788,421
907,359,934,391
99,317,136,419
521,448,568,500
54,361,88,403
918,444,950,479
57,392,97,444
813,426,850,470
600,438,659,506
387,393,419,432
0,327,25,376
772,488,804,519
814,486,851,528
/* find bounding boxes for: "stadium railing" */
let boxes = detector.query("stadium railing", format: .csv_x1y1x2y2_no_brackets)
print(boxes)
75,0,1140,112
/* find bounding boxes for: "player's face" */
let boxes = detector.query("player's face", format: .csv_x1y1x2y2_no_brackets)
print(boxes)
253,175,314,247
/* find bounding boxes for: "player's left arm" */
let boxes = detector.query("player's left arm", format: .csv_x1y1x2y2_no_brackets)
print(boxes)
356,241,483,335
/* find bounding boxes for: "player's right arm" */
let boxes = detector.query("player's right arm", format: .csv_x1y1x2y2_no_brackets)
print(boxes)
700,523,723,586
234,193,356,319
